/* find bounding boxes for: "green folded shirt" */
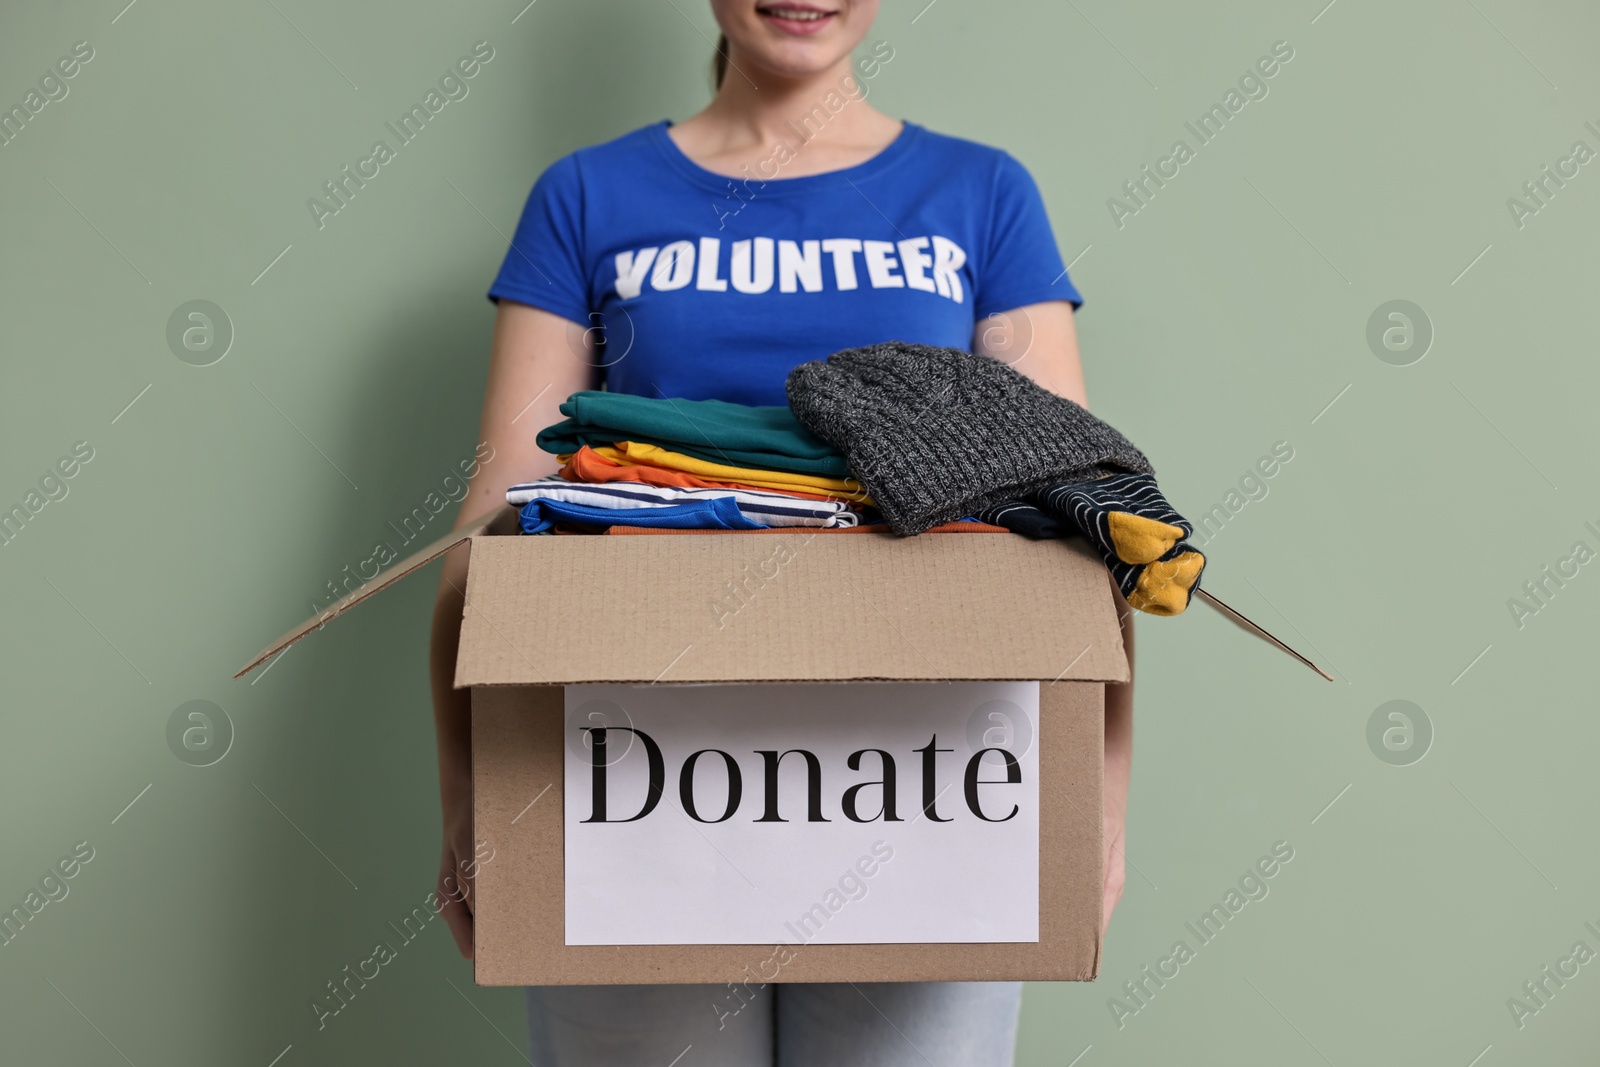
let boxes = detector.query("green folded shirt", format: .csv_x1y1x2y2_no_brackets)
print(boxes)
536,391,851,478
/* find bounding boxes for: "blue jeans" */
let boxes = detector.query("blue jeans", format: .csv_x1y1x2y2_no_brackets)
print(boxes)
526,981,1023,1066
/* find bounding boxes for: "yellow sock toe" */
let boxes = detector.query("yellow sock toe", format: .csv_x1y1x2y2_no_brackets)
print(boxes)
1128,551,1205,616
1107,512,1186,565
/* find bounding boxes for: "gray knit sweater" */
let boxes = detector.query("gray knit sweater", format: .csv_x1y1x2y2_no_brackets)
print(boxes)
786,342,1153,535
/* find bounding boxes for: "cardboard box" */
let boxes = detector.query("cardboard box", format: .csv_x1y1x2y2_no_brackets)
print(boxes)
240,506,1313,985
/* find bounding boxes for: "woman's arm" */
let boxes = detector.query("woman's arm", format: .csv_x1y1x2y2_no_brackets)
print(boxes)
430,301,597,958
1101,595,1133,932
974,300,1133,934
973,299,1087,406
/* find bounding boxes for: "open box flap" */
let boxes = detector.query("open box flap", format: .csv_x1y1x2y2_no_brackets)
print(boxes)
1197,589,1333,681
233,504,516,679
237,510,1329,684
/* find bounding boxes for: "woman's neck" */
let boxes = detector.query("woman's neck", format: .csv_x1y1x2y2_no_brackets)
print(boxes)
669,52,902,179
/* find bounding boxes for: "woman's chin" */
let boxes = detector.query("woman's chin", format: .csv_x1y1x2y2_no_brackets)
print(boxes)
741,43,849,80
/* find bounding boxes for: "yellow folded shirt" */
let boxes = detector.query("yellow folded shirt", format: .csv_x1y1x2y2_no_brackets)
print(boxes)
574,442,874,504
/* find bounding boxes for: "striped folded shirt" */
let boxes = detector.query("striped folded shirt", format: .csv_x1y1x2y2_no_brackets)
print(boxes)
505,476,860,528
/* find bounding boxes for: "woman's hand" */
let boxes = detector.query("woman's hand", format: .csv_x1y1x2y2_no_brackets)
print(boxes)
436,770,476,958
1102,818,1126,932
1103,591,1134,934
1102,700,1130,933
429,301,597,961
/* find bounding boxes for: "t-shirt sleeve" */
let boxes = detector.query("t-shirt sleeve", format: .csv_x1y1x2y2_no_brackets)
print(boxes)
486,153,593,325
973,152,1082,318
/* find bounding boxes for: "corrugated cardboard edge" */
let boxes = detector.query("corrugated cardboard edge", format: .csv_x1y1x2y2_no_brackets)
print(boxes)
470,681,1104,985
232,504,516,679
454,534,1132,688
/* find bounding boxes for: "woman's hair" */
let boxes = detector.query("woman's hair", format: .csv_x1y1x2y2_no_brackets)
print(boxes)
713,33,729,88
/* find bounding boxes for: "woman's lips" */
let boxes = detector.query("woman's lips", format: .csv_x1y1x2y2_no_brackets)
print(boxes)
756,4,838,36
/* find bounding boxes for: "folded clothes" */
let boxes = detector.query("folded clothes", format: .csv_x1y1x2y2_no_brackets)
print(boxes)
507,476,859,528
786,342,1153,535
525,375,1201,613
1030,473,1191,565
607,521,1010,536
518,495,765,534
536,391,850,478
580,443,872,503
1118,545,1205,617
971,499,1070,539
560,445,841,502
974,474,1205,616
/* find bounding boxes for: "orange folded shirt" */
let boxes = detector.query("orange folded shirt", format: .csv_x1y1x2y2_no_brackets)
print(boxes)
559,445,845,503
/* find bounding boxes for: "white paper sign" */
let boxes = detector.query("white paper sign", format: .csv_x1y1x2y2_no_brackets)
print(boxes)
563,681,1039,946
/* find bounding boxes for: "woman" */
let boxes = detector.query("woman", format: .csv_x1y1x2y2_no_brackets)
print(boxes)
430,2,1134,1062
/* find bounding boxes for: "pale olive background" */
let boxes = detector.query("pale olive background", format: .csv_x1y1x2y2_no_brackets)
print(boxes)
3,0,1598,1063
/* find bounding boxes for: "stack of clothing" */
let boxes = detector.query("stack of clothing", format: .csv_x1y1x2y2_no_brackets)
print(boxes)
511,346,1204,617
785,342,1205,616
507,391,870,534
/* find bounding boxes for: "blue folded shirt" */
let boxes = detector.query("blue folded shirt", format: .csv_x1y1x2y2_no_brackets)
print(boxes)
518,495,768,534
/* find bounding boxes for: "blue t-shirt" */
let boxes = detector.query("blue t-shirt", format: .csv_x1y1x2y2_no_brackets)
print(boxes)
488,120,1080,406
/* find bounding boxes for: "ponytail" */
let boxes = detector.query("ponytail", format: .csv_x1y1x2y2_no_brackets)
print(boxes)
713,33,729,89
